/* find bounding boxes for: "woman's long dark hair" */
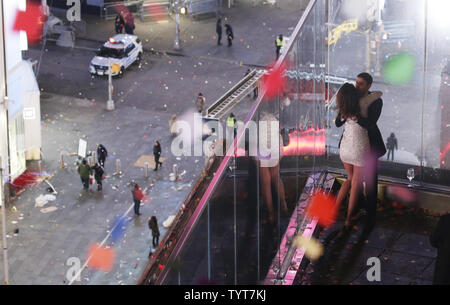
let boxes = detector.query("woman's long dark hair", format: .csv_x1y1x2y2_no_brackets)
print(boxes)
335,83,360,119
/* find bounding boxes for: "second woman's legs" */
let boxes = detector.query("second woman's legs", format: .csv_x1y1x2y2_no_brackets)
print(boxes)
269,165,288,215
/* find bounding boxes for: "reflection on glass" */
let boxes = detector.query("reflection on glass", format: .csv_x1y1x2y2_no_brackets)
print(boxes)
407,168,415,187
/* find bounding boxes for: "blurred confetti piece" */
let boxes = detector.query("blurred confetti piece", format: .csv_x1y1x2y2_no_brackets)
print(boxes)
262,63,286,98
294,236,323,260
110,216,129,243
87,243,116,272
382,52,415,85
13,3,44,44
305,191,337,228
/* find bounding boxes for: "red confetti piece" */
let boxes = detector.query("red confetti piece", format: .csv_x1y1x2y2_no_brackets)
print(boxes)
13,3,45,44
262,63,286,98
158,264,164,270
86,243,116,272
305,191,337,228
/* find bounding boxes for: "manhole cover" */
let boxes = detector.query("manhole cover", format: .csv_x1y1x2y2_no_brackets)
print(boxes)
40,93,52,99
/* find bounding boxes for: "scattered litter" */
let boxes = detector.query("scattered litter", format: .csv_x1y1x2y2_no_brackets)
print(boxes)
35,194,56,207
40,206,58,213
163,215,175,228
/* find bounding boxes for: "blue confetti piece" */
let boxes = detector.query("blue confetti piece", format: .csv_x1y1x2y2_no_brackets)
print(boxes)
110,216,129,243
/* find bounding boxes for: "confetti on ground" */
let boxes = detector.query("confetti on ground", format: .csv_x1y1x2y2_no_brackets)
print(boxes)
87,244,116,272
40,206,58,213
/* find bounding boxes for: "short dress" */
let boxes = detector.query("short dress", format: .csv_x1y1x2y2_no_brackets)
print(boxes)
339,91,382,167
339,119,370,167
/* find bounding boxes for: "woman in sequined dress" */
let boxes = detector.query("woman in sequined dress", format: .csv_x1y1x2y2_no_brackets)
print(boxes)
334,83,382,230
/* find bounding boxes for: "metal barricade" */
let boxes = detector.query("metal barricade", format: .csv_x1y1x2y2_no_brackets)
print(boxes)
101,0,144,20
180,0,220,18
140,0,171,22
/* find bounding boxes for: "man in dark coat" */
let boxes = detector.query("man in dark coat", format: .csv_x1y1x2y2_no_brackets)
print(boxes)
115,13,124,34
153,141,162,171
77,159,92,190
430,213,450,285
335,72,386,241
216,18,222,45
225,24,233,47
92,163,104,191
97,144,108,167
386,132,398,161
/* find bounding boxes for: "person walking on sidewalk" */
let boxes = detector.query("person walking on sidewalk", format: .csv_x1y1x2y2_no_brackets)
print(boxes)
77,159,92,190
216,18,223,45
148,216,160,249
225,24,234,47
132,183,144,216
97,144,108,167
115,13,124,34
196,93,205,114
386,132,398,162
153,141,163,171
92,163,104,191
275,34,283,59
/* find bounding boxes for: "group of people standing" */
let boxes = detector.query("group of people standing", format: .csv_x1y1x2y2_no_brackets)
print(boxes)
216,18,234,47
115,10,135,35
77,144,108,192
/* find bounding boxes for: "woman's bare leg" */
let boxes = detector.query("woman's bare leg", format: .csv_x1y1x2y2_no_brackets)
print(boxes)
269,165,288,215
335,162,354,211
346,165,363,228
260,166,275,223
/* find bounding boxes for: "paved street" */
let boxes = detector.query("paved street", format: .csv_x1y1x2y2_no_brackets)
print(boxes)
0,0,304,285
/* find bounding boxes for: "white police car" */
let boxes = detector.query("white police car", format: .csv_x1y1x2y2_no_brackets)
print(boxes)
89,34,143,77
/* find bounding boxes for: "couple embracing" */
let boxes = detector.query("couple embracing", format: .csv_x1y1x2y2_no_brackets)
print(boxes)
335,72,387,241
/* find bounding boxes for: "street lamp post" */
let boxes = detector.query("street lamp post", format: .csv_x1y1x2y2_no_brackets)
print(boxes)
106,58,115,111
0,157,9,285
173,1,181,50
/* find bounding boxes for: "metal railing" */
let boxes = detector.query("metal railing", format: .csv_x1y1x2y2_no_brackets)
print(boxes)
206,69,265,119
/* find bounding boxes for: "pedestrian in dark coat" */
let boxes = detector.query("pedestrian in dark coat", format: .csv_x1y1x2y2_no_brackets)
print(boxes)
132,184,144,216
77,159,92,190
225,24,233,47
115,13,124,34
196,92,205,114
153,141,162,171
92,163,104,191
124,12,135,35
386,132,398,161
97,144,108,167
430,213,450,285
216,18,222,45
148,216,160,248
